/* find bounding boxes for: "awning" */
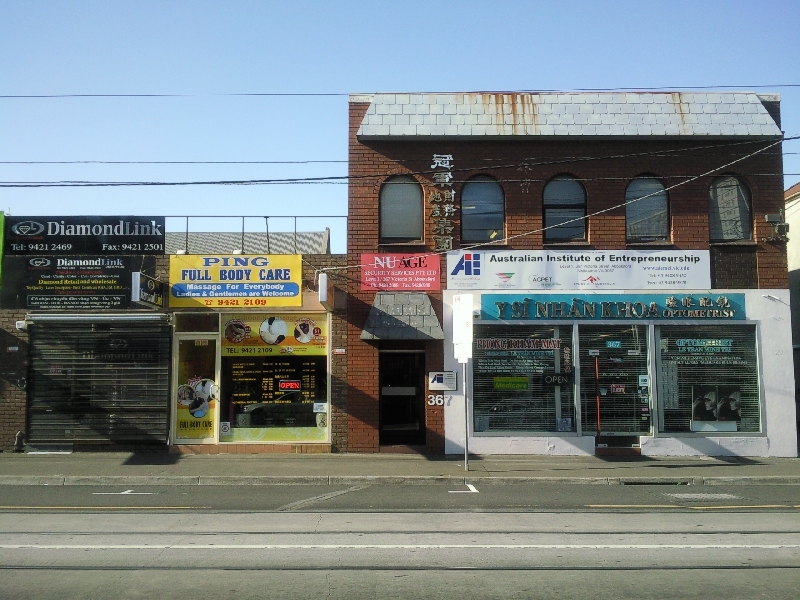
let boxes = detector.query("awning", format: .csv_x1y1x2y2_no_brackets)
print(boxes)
360,293,444,340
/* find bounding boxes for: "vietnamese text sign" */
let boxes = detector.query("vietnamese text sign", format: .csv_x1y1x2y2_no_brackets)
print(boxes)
221,313,327,356
169,254,302,308
361,253,440,291
0,255,131,309
481,293,745,321
447,250,710,290
4,216,165,255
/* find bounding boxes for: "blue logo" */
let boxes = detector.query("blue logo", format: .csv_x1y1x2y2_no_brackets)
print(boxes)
451,253,481,276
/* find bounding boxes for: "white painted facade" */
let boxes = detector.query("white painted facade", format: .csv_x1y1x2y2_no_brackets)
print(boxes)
442,289,797,457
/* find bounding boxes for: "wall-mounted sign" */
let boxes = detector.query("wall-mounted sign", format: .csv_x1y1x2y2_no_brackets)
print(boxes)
131,272,164,307
447,250,710,290
482,293,745,321
429,371,457,391
169,254,302,308
0,255,131,309
360,253,440,291
221,313,327,356
3,216,165,255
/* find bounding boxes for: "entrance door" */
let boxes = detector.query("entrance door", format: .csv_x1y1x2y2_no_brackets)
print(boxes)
379,352,426,446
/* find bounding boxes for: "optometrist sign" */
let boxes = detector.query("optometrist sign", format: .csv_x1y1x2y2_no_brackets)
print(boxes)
447,250,710,290
170,255,302,308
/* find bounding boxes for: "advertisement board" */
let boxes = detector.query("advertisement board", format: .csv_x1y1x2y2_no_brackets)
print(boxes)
3,216,165,255
221,313,327,356
360,253,440,291
169,254,302,308
447,250,711,290
0,255,131,309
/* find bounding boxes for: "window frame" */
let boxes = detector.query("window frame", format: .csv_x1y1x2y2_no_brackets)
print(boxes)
625,176,670,243
708,175,753,242
378,175,424,244
460,174,506,244
542,174,588,243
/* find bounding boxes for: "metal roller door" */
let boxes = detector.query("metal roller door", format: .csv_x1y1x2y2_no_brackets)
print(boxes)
27,318,171,444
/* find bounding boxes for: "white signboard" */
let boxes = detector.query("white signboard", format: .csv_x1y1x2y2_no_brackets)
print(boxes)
429,371,457,391
452,294,473,360
447,250,710,290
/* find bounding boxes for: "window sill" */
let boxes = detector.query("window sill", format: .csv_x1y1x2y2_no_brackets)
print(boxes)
626,241,675,248
378,241,426,249
709,239,758,247
543,241,591,248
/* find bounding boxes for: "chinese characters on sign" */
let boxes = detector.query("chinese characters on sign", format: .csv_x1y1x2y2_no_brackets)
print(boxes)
430,154,456,252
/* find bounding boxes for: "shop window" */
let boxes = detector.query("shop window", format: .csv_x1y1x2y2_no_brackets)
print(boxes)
472,324,575,434
461,175,505,243
579,325,651,435
708,176,752,241
625,177,669,242
657,325,759,433
543,175,586,242
379,175,423,243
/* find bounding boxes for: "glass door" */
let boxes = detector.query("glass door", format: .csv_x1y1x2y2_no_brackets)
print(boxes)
172,337,219,443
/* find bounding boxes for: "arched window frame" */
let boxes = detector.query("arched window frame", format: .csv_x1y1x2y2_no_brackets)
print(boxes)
708,175,752,242
378,175,424,244
542,174,587,243
460,174,505,243
625,175,670,242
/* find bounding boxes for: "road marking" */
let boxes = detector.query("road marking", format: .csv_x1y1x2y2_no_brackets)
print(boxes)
2,543,800,550
0,506,203,510
92,490,153,496
587,505,680,509
690,505,792,510
666,493,740,500
449,484,479,494
277,485,368,511
587,504,797,510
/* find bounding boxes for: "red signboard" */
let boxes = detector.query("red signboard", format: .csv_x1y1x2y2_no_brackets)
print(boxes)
360,253,441,291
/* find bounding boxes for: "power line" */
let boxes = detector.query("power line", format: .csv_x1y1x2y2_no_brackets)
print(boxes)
2,85,799,99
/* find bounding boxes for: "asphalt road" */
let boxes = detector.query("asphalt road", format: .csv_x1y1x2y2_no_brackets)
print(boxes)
1,483,799,599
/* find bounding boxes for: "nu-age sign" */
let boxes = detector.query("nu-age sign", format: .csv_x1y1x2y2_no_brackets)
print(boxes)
169,254,302,308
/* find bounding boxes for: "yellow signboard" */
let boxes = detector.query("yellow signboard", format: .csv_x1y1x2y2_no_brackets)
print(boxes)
221,313,327,356
169,254,302,308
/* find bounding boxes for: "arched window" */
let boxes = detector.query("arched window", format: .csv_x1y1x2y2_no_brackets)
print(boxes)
543,175,587,242
625,177,669,241
708,176,752,241
379,175,423,243
461,175,505,242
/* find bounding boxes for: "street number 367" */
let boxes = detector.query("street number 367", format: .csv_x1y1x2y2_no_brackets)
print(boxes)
427,395,445,406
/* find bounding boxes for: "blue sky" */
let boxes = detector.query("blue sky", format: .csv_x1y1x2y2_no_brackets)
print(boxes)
2,0,799,253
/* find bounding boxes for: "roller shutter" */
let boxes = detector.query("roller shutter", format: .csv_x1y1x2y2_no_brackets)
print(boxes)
27,319,170,444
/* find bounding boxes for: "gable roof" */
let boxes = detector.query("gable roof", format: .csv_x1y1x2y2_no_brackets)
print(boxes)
354,92,782,138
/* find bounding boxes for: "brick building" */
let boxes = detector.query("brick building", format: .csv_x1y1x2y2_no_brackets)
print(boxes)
346,91,796,457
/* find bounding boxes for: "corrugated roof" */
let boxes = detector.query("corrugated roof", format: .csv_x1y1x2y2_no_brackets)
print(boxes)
355,92,782,138
166,231,330,255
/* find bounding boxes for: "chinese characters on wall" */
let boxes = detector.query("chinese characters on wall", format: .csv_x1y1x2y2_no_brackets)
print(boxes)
429,153,456,251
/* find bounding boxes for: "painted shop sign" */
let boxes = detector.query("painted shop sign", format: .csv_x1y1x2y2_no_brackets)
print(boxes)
221,313,327,356
360,253,440,291
0,255,131,309
481,293,746,321
169,254,302,308
4,215,165,255
447,250,710,290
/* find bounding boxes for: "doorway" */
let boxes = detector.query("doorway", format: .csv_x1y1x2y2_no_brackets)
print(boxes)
379,351,426,446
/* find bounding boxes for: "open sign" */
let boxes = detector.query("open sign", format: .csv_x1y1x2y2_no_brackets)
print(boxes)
541,373,573,386
279,380,301,391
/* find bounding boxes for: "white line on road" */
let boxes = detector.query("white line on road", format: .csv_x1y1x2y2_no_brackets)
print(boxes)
449,484,479,494
91,490,154,495
2,543,799,550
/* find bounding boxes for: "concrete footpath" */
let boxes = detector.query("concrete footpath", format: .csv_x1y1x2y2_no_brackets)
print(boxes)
1,452,800,486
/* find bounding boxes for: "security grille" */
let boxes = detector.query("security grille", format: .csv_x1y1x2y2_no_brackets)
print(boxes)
579,325,651,435
27,319,171,444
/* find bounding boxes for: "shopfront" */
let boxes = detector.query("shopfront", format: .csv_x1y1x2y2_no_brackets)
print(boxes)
168,254,332,449
443,250,796,457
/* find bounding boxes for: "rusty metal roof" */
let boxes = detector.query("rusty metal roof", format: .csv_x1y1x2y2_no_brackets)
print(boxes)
353,92,781,138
